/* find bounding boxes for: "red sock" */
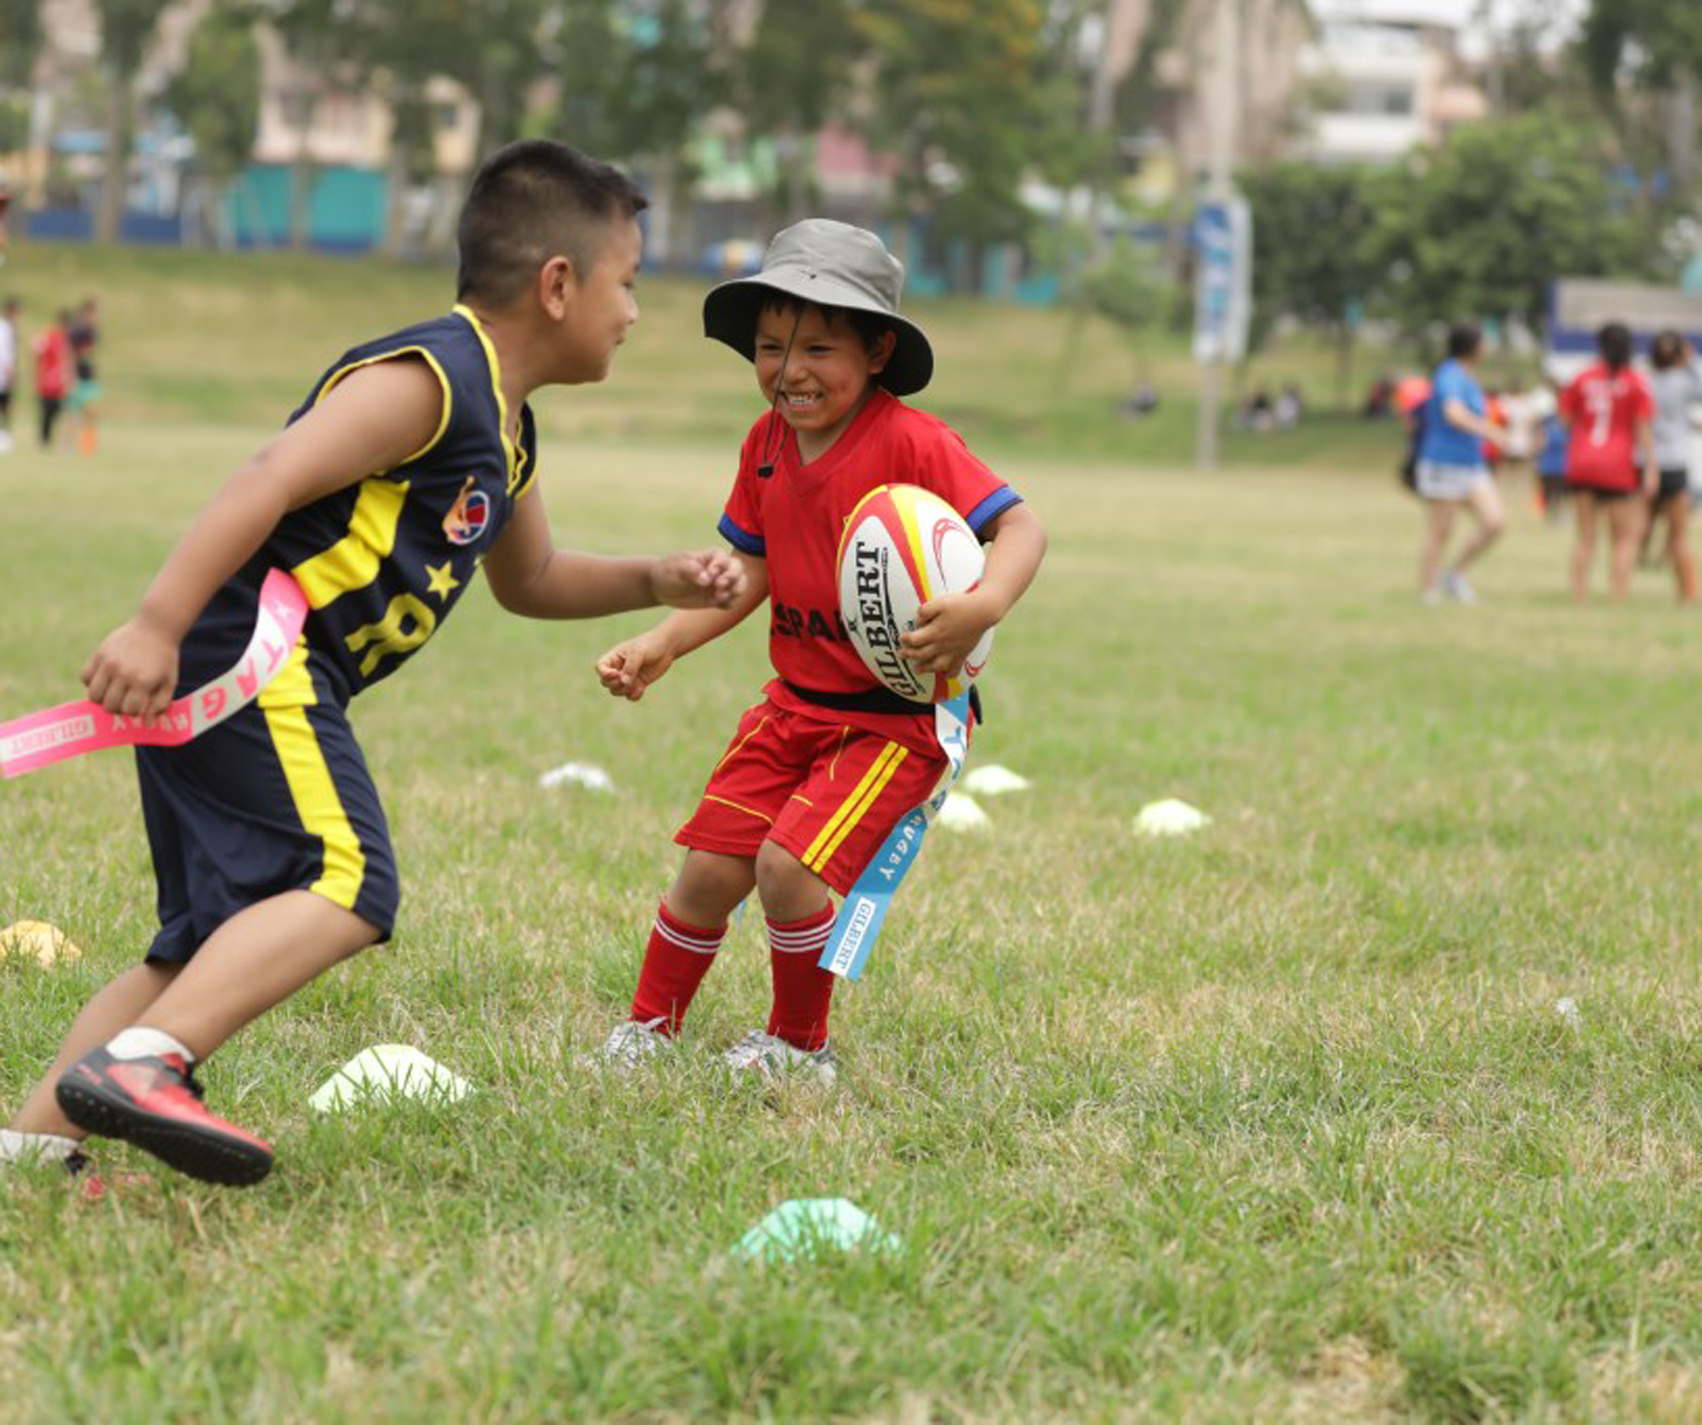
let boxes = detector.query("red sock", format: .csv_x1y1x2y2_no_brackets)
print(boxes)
766,905,837,1051
631,901,725,1033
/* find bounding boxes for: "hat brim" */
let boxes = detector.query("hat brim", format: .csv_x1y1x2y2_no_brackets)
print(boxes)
702,271,934,397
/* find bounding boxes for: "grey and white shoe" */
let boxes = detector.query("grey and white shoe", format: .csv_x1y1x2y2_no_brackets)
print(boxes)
722,1030,837,1087
580,1016,672,1070
1441,569,1478,604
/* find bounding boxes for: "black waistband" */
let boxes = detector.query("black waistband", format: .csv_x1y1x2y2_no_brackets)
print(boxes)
782,680,983,724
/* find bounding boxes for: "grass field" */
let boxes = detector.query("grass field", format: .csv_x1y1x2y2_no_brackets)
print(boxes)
5,244,1702,1422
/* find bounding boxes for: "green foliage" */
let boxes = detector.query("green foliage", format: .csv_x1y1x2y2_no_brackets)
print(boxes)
730,0,865,220
1369,113,1645,335
0,92,27,153
536,0,629,158
379,0,550,156
165,5,261,182
0,0,42,89
94,0,172,76
1241,160,1385,345
1582,0,1702,91
602,0,731,164
92,0,173,242
1083,236,1164,337
856,0,1057,278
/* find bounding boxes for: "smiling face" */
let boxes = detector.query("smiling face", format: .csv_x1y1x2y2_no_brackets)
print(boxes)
753,301,896,461
554,214,642,384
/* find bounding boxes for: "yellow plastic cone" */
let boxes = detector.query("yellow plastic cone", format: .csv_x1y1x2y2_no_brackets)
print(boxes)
0,920,83,968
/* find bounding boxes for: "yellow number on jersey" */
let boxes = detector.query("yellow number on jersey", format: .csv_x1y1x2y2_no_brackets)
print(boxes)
344,593,438,679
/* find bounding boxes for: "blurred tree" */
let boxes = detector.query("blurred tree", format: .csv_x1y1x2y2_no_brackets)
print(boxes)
364,0,548,162
537,0,625,158
1369,113,1644,340
93,0,172,243
1083,236,1166,391
0,0,44,89
856,0,1053,291
164,4,261,247
1581,0,1702,215
355,0,550,256
732,0,865,227
1241,160,1384,408
602,0,740,268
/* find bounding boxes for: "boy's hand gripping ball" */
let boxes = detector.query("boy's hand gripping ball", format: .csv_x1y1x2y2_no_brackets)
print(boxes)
836,484,993,704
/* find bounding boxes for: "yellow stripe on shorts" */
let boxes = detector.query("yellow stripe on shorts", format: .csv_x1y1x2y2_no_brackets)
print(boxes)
259,640,366,911
804,741,907,873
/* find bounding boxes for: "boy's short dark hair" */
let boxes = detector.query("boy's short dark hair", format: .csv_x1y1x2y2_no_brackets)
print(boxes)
758,294,894,354
456,140,648,305
1598,321,1634,369
1446,322,1481,359
1652,329,1685,369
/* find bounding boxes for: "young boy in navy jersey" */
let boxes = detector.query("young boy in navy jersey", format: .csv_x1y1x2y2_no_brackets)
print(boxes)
591,220,1046,1082
0,140,745,1186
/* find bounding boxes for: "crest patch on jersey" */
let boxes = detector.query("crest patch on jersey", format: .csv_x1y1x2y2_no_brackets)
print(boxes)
443,477,492,546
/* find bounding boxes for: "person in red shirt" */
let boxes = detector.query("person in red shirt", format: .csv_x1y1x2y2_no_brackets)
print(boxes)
588,220,1047,1083
1560,322,1656,600
33,308,71,448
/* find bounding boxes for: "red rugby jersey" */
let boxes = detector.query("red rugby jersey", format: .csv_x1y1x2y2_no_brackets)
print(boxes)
718,387,1021,750
1560,361,1653,490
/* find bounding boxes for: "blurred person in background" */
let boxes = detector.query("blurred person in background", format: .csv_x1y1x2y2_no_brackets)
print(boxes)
0,295,18,453
67,296,100,456
1414,322,1507,604
33,308,71,449
1560,322,1655,601
1534,376,1570,523
1645,330,1701,602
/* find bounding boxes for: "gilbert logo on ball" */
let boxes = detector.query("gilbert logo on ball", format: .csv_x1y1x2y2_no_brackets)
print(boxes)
836,484,993,703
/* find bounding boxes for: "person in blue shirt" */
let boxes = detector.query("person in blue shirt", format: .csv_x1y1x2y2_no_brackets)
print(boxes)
1414,323,1509,603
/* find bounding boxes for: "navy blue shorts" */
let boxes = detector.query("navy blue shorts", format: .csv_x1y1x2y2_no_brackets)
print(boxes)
136,640,398,964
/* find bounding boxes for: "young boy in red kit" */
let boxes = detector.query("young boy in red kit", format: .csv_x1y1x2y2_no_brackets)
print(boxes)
590,219,1047,1083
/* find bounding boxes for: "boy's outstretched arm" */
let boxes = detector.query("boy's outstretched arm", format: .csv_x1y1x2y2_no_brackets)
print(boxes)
901,502,1047,676
83,359,447,718
483,489,745,619
596,553,769,701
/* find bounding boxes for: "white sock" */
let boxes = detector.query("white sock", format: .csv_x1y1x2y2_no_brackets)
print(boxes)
105,1027,195,1063
0,1129,81,1165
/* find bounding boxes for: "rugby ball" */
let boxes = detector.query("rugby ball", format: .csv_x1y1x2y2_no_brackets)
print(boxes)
837,484,994,703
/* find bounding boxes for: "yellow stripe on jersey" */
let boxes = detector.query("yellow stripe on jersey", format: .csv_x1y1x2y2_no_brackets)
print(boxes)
259,640,366,910
803,742,908,872
314,346,453,465
452,304,528,496
290,475,411,609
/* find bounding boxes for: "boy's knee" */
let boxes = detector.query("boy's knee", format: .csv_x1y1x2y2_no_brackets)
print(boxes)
671,850,755,922
755,840,806,894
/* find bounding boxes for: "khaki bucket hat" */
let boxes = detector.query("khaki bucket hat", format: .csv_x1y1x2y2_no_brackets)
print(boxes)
702,219,934,396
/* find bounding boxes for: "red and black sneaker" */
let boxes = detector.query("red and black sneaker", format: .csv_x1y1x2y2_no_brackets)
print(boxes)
55,1048,273,1187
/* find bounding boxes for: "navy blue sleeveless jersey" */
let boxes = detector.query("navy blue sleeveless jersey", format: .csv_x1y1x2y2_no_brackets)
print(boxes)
179,304,537,701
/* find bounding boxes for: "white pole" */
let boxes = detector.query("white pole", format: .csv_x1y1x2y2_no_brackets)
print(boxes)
1195,0,1240,471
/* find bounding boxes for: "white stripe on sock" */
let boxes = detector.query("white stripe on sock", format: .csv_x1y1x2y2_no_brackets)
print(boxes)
655,917,722,955
769,924,833,953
